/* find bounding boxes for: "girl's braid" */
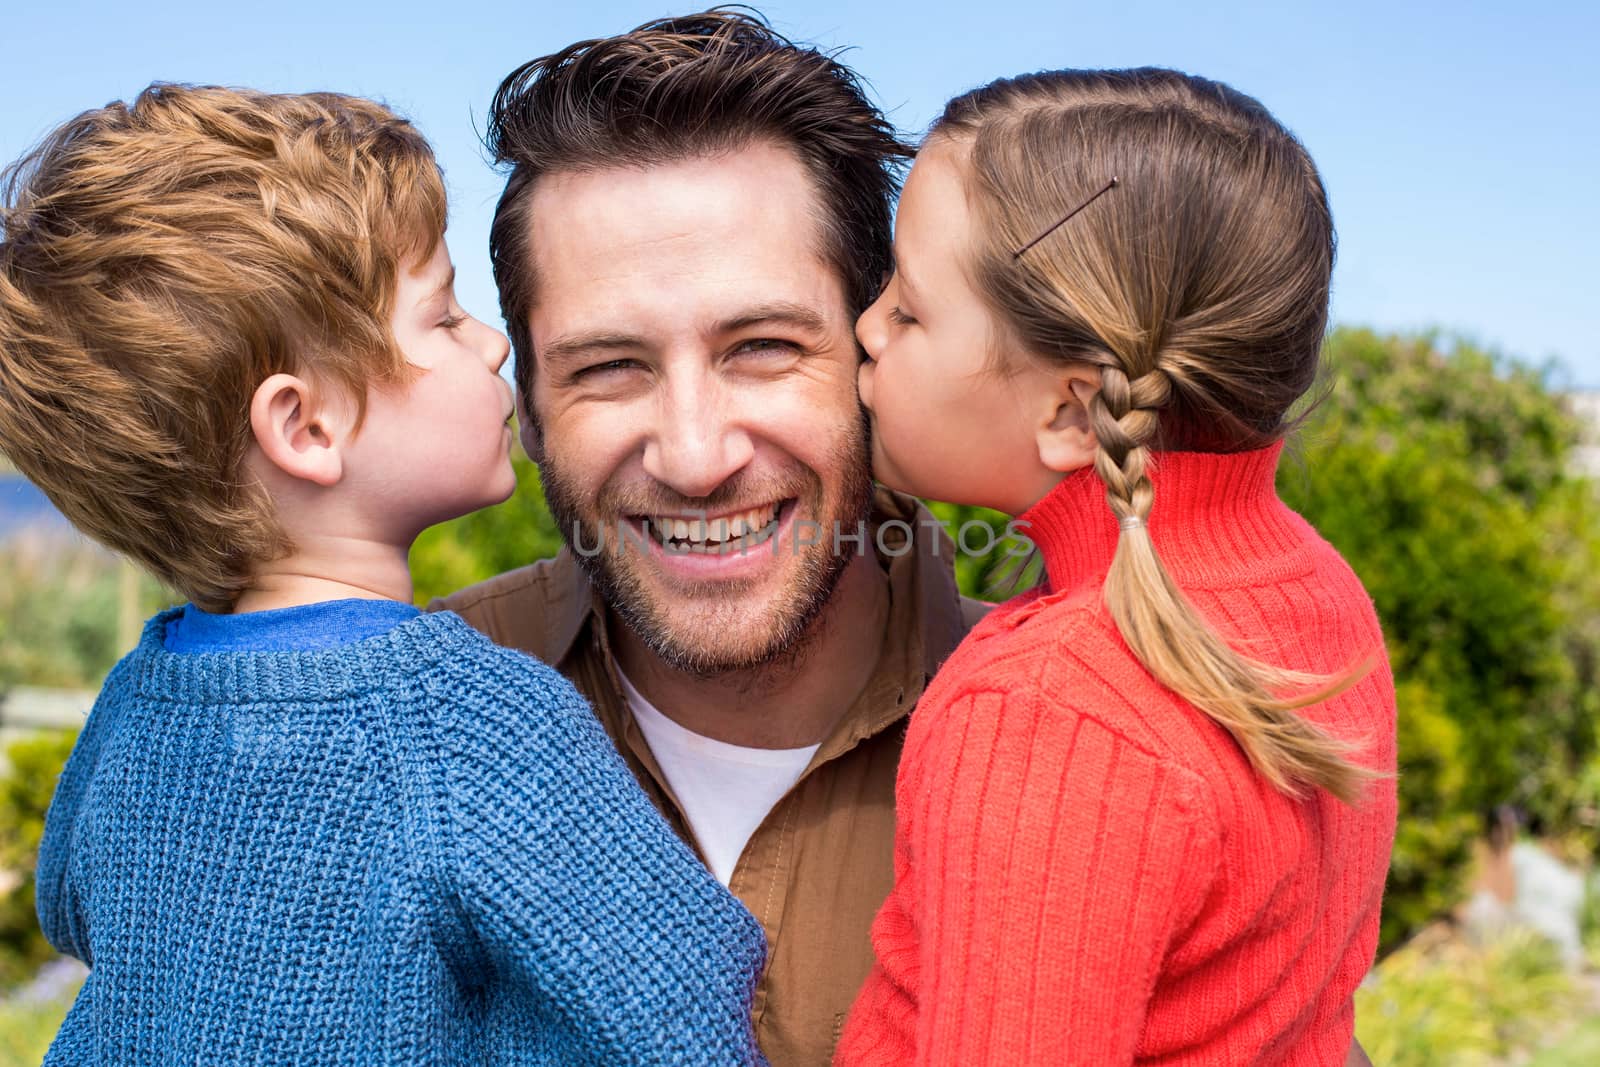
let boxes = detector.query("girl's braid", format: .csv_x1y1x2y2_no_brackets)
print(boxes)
1088,362,1173,524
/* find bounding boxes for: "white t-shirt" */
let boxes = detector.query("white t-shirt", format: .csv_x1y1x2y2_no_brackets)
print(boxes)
616,666,819,887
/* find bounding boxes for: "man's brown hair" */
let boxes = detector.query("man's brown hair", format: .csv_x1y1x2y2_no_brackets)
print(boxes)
0,84,446,610
485,7,910,424
935,69,1374,802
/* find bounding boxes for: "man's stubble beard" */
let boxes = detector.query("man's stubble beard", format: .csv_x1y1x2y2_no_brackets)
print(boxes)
539,411,876,678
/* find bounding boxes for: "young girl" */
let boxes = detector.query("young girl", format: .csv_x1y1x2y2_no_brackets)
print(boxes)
838,69,1397,1065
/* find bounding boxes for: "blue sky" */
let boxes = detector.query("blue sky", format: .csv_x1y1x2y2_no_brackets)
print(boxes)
3,0,1596,385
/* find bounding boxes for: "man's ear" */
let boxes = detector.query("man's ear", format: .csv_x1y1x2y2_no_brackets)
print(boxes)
249,373,345,488
1036,369,1103,473
516,389,545,464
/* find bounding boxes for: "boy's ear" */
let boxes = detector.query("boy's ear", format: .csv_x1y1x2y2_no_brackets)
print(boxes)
249,373,345,488
1036,369,1103,473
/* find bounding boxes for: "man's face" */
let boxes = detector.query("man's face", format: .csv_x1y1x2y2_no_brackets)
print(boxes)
523,141,873,675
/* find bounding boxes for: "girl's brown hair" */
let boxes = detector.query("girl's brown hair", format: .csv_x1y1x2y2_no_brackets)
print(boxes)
0,84,446,610
936,69,1371,802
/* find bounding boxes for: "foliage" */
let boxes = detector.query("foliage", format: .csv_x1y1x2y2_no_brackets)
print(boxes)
1529,1018,1600,1067
1280,328,1600,951
0,984,77,1067
0,537,175,697
1378,679,1481,947
0,730,78,988
1354,926,1583,1067
0,540,173,692
0,542,117,693
409,448,563,606
921,501,1039,601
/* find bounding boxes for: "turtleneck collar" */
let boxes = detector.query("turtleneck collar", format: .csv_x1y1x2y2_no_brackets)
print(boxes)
1016,444,1315,596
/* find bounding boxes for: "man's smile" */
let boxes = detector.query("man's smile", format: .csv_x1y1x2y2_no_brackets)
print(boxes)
632,499,791,554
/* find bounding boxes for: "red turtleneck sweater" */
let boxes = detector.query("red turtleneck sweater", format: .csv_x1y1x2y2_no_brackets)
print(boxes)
836,447,1397,1066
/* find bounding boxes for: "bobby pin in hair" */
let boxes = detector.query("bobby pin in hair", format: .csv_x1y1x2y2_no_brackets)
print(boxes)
1012,177,1119,259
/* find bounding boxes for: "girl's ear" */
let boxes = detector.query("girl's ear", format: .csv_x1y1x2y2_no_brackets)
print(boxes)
249,373,346,488
1036,370,1102,473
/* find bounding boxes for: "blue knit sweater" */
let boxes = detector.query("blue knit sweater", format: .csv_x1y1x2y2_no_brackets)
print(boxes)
36,607,768,1065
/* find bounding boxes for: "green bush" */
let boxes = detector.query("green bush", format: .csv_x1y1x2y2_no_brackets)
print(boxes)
0,976,79,1067
0,543,119,692
920,501,1039,600
1378,680,1480,948
0,540,173,692
1282,328,1600,951
1355,927,1582,1067
0,730,78,988
1530,1018,1600,1067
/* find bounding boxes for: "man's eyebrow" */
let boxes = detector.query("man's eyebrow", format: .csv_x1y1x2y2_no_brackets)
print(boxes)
715,301,829,336
539,331,644,366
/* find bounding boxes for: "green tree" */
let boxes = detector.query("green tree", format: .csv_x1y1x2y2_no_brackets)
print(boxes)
0,542,170,691
921,501,1040,602
0,730,78,987
1281,328,1600,948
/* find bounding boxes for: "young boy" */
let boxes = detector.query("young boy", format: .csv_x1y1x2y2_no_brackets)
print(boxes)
0,84,766,1065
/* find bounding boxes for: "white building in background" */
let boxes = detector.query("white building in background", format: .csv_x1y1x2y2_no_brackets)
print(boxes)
1574,391,1600,478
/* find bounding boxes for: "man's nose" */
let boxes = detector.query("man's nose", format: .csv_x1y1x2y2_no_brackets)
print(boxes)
641,382,756,499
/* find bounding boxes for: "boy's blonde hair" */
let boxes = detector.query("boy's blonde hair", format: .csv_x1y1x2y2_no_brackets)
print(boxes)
936,69,1373,803
0,84,446,610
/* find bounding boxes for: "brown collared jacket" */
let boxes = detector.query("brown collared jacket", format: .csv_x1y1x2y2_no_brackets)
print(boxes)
432,489,987,1066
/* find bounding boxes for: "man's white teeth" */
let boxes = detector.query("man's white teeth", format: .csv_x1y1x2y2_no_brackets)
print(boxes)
653,503,779,548
742,504,779,536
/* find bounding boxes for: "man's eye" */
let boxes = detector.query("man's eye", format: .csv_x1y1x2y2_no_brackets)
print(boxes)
736,338,797,355
577,358,641,377
888,307,917,327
